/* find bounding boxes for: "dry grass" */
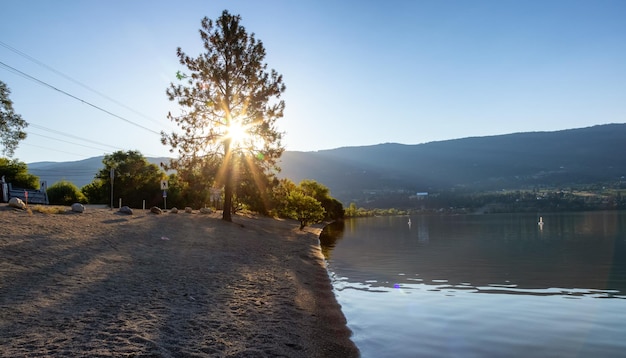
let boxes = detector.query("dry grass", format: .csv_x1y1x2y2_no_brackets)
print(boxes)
28,204,68,215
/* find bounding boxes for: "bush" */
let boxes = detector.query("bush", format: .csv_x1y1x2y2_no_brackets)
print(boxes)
47,180,87,205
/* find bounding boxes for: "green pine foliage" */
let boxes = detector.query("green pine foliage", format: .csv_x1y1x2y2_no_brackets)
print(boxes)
162,10,286,222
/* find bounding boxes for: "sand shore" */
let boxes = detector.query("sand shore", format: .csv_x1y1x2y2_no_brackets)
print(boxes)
0,206,359,357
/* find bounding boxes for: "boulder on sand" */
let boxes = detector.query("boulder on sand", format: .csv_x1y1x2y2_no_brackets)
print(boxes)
71,203,85,213
119,206,133,215
8,197,26,210
150,206,163,214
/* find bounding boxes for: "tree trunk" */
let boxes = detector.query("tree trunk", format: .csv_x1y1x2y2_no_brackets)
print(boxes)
223,180,233,222
222,140,233,222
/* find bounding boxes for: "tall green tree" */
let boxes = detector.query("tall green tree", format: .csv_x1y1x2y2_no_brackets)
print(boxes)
0,157,38,189
89,150,165,208
162,10,286,222
0,81,28,157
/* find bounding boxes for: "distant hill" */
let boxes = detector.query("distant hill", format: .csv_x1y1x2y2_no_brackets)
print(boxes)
27,124,626,204
28,157,171,188
277,124,626,203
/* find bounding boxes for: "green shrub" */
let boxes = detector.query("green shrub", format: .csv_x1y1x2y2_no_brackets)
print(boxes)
47,180,87,205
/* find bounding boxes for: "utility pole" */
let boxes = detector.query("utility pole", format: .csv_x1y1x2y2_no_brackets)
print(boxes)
110,168,114,210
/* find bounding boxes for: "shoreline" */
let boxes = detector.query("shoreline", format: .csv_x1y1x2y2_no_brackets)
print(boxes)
0,207,359,357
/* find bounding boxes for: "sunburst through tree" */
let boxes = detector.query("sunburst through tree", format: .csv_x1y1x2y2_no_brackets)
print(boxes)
162,10,286,222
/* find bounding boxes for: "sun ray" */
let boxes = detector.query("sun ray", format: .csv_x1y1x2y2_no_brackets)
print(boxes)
226,118,251,148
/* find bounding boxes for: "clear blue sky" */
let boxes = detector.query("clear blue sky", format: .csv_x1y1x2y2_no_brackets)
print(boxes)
1,0,625,163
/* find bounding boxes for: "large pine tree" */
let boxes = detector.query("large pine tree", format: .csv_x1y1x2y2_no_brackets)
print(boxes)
162,10,286,222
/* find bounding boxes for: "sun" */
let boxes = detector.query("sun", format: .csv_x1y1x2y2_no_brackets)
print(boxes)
226,119,251,147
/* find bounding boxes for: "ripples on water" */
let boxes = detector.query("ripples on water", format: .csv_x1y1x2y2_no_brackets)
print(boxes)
321,212,626,358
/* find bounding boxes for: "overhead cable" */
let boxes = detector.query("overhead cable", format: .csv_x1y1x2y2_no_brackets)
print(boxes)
28,122,122,151
0,60,161,135
27,132,119,152
0,40,167,128
21,142,95,158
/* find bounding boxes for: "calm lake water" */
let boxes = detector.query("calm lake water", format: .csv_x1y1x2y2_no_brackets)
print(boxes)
320,211,626,358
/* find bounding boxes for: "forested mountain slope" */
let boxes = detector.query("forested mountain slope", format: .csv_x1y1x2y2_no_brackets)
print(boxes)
278,124,626,202
27,124,626,205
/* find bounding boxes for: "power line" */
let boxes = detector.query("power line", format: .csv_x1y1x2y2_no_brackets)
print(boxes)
28,123,122,151
29,168,101,174
21,142,95,158
0,60,161,135
0,40,168,128
27,132,119,152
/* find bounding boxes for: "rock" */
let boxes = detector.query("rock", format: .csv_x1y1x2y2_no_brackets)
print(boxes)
71,203,85,213
200,207,212,214
150,206,163,214
119,206,133,215
170,207,178,214
184,207,193,213
8,197,26,210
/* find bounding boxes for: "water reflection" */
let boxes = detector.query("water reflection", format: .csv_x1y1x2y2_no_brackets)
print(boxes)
322,212,626,357
321,212,626,297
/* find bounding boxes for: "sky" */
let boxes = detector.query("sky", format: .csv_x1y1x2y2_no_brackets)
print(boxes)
1,0,625,164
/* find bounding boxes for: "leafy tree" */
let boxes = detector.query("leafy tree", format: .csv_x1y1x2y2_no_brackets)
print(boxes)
162,10,286,222
47,180,87,205
165,155,219,209
81,179,107,204
298,179,344,220
270,178,298,218
233,153,277,214
345,202,358,217
89,150,165,208
271,178,341,228
0,157,38,189
285,190,326,230
0,81,28,157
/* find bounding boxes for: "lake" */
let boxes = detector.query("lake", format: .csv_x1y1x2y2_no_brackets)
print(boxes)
320,211,626,358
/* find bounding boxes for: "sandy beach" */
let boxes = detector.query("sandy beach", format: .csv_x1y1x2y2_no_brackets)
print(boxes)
0,206,359,357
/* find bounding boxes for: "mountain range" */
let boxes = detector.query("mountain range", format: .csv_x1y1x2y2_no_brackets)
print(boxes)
27,124,626,205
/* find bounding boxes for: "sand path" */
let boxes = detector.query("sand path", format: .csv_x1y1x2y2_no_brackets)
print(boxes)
0,206,358,357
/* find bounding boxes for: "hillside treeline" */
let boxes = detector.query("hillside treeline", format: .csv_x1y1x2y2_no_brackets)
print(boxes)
2,151,343,229
345,185,626,217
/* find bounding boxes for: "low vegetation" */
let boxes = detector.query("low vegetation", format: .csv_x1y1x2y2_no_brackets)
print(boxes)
47,180,87,205
29,205,68,215
2,149,344,231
